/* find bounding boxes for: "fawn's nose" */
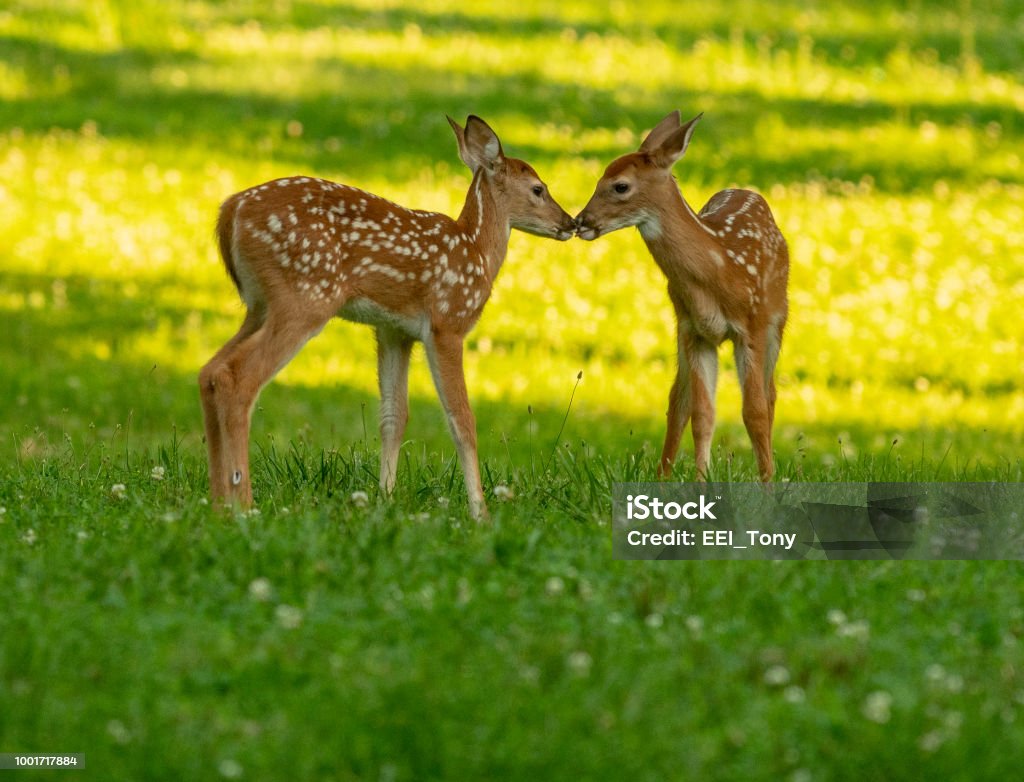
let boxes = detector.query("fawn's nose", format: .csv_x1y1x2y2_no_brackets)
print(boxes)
574,213,599,241
554,211,577,240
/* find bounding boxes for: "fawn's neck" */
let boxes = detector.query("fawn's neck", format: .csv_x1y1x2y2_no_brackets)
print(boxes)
456,171,511,282
639,183,721,284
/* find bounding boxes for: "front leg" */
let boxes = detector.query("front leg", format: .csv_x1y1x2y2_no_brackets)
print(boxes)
735,335,774,481
423,329,487,520
376,327,414,495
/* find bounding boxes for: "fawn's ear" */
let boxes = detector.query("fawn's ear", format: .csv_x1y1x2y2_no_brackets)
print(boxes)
639,110,682,153
449,115,504,174
649,112,703,169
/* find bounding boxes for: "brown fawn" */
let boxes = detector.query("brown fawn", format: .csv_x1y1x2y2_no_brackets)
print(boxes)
576,111,789,481
200,116,575,518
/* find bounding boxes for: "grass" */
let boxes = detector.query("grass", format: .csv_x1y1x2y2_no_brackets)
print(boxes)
1,0,1023,779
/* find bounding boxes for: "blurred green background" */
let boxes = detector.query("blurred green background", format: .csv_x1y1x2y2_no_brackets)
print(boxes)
1,0,1021,477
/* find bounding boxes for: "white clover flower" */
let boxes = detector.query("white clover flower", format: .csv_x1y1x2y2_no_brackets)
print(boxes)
784,685,805,703
218,759,243,779
838,619,870,641
150,465,165,481
110,483,127,500
862,691,893,724
567,650,593,675
826,609,847,626
437,496,450,507
275,604,303,629
919,730,944,753
248,577,273,602
764,665,791,686
685,615,704,634
350,490,369,508
494,484,514,501
645,612,664,629
545,576,565,596
106,719,130,744
519,665,540,683
22,528,37,546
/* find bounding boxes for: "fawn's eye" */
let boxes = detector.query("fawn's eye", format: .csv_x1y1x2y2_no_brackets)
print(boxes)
531,185,544,197
613,182,630,194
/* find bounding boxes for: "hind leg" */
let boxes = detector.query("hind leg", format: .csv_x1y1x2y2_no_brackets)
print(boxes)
199,311,326,507
199,307,264,501
377,327,414,495
736,334,775,482
688,338,719,480
658,319,693,477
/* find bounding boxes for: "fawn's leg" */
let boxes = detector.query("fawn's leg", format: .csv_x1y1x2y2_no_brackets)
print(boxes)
376,327,414,495
423,329,486,520
687,337,718,480
201,312,326,507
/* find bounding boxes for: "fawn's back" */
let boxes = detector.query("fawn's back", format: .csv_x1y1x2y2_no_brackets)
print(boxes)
219,176,496,341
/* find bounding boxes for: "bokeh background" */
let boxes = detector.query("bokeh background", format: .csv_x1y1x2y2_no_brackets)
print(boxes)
2,0,1021,476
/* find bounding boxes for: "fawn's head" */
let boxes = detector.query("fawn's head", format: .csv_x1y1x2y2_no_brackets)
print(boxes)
448,115,575,241
575,111,703,241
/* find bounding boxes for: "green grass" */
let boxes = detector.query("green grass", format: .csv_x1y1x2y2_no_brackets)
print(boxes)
1,0,1023,779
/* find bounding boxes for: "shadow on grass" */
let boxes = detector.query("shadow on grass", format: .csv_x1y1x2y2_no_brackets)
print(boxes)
209,1,1024,76
1,21,1021,192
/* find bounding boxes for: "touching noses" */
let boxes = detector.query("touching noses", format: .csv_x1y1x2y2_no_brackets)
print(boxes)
573,203,597,241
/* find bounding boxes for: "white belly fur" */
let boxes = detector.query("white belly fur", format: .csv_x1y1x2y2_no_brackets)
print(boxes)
338,297,427,340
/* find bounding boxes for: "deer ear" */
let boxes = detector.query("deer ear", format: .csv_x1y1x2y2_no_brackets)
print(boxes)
450,115,504,174
650,112,703,169
639,110,682,152
447,115,469,165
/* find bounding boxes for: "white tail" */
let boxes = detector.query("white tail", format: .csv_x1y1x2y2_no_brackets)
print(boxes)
200,115,575,518
576,111,789,480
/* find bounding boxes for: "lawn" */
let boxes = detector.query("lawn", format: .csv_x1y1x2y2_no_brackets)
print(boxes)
1,0,1023,779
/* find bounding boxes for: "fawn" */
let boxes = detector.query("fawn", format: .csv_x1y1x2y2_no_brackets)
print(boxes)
576,111,789,481
200,116,575,518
